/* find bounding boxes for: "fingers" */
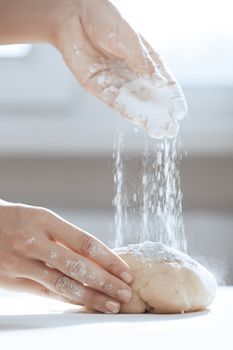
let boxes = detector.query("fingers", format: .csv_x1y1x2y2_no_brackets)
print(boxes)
28,236,132,305
10,278,76,305
17,261,121,314
0,273,75,305
140,36,188,121
108,23,155,76
167,84,189,121
145,117,179,140
44,211,134,285
80,0,157,77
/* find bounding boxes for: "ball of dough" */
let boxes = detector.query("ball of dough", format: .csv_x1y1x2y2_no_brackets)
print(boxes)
115,241,217,314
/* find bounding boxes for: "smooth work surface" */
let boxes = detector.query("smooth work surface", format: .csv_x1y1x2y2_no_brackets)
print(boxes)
0,287,232,350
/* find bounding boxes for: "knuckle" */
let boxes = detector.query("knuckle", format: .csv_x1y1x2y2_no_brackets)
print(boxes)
16,205,41,224
106,261,118,273
41,207,53,218
86,292,100,309
29,206,56,228
35,207,53,224
80,235,94,255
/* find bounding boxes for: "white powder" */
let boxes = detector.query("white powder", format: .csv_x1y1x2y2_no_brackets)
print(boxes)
143,139,186,251
99,281,113,292
116,76,187,139
66,259,87,278
50,249,57,260
113,126,125,247
87,271,96,281
72,43,81,56
89,242,110,258
24,237,36,245
40,270,49,281
55,276,84,299
115,241,194,265
113,131,187,251
97,75,107,86
108,31,116,39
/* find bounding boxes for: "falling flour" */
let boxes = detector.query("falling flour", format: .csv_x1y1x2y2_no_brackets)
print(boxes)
113,125,125,248
113,121,186,251
146,138,186,251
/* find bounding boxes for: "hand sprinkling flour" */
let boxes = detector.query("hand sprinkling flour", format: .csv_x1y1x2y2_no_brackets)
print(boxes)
54,0,188,139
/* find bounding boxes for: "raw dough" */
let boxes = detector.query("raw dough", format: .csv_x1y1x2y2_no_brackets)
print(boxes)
115,241,217,314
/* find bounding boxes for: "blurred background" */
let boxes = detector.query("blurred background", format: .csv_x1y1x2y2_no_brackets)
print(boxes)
0,0,232,284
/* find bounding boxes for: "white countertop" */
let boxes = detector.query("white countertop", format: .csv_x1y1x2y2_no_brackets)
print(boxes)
0,286,232,350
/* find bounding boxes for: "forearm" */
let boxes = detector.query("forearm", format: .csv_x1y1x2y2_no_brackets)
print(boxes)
0,0,61,45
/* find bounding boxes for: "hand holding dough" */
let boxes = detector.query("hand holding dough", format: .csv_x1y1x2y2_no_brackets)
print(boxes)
115,241,217,314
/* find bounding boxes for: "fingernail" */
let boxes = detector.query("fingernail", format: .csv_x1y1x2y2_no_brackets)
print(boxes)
105,301,120,314
117,289,132,303
120,271,133,284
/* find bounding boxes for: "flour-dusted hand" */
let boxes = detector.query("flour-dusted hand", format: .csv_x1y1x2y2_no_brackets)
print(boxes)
0,0,187,138
0,200,133,313
54,0,188,138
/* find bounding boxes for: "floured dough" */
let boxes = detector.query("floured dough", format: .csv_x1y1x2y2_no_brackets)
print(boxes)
115,241,217,314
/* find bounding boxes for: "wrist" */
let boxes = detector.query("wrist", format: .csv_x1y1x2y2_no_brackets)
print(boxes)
51,0,82,48
0,0,64,45
39,0,66,45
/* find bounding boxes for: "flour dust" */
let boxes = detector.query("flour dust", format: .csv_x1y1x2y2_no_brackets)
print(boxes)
113,125,125,248
113,123,187,251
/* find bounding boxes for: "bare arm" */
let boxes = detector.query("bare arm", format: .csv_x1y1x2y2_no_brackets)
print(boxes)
0,0,60,44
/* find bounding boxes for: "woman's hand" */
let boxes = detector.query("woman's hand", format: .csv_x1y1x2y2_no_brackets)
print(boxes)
0,0,187,136
54,0,159,109
0,200,133,314
54,0,188,135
